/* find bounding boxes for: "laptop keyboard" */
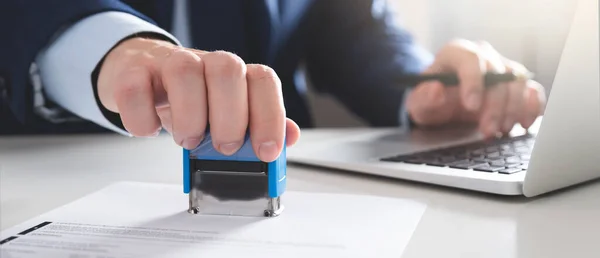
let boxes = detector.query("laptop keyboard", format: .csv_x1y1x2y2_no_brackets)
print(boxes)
380,134,534,174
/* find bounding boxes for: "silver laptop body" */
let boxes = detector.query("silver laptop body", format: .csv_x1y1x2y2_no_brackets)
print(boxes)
287,0,600,197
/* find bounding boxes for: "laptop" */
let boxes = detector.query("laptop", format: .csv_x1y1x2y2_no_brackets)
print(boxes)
287,0,600,197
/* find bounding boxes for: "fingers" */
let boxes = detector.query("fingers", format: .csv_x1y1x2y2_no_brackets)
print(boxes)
496,60,527,134
202,51,249,154
285,118,301,147
406,81,455,126
161,49,208,149
113,66,161,137
442,40,488,111
246,64,286,162
479,81,509,137
410,39,547,136
497,52,538,133
500,80,527,133
98,38,302,154
468,41,512,137
477,60,510,137
519,80,546,128
156,106,173,134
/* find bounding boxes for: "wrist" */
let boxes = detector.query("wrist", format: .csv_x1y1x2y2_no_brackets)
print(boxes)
105,36,176,62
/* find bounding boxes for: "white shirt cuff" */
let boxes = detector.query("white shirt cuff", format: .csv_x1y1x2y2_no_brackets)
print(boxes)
35,11,181,136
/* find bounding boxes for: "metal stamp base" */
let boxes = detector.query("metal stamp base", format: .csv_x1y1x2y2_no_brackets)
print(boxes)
187,158,284,217
188,188,284,217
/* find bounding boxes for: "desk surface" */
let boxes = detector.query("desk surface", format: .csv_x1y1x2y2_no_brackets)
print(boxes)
1,130,599,258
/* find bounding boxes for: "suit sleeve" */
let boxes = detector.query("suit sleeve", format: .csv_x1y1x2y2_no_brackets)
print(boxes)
0,0,177,133
304,0,434,127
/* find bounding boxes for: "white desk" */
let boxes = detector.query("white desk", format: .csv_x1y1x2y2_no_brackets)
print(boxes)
1,131,599,258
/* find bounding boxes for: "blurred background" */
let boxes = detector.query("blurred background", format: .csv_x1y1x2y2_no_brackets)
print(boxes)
306,0,578,127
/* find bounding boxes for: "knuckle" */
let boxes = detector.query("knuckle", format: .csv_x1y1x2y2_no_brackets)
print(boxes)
463,49,482,65
446,38,476,52
247,64,281,88
205,51,246,78
163,49,203,76
121,50,154,67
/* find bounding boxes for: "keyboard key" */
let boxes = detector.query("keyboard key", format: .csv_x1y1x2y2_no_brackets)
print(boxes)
515,147,530,154
505,162,521,168
505,156,521,163
486,146,500,152
455,153,469,159
489,160,506,167
378,134,536,173
450,161,488,169
474,165,505,172
407,158,429,164
425,161,447,167
470,154,486,160
487,152,501,158
487,156,505,161
513,141,526,147
381,155,418,163
472,149,486,155
499,168,523,174
472,158,488,163
439,156,457,163
501,150,517,156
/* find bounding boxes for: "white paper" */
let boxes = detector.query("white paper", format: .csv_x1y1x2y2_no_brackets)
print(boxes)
0,181,426,258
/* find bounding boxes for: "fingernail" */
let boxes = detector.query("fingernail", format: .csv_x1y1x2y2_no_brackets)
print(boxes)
141,128,161,138
219,142,242,155
152,128,161,137
182,137,203,150
258,141,278,161
467,93,481,110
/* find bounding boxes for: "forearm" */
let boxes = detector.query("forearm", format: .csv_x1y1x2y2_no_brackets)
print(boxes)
304,0,433,127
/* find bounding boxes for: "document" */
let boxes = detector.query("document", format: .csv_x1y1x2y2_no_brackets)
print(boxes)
0,181,426,258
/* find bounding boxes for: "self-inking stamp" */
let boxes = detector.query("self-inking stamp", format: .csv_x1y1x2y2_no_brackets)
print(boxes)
183,131,286,217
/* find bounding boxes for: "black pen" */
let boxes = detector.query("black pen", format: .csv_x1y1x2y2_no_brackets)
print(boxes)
397,72,533,88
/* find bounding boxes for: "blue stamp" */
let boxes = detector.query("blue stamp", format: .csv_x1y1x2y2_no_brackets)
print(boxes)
183,131,286,217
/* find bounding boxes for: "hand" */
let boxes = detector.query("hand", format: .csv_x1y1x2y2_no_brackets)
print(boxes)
406,39,546,138
97,37,300,162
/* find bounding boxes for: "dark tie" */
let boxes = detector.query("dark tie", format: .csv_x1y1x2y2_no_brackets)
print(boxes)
242,0,276,65
187,0,248,58
173,0,278,64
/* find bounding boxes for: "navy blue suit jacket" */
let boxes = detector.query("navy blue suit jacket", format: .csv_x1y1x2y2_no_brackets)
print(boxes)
0,0,432,134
